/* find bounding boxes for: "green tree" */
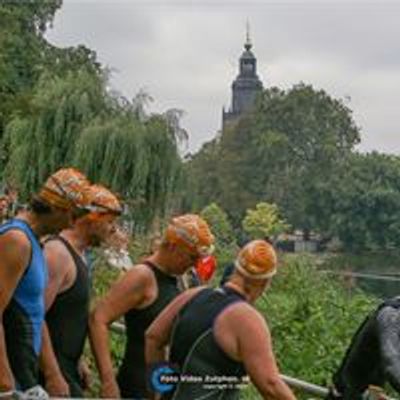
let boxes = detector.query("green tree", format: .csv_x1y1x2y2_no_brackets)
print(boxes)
191,84,361,234
324,152,400,251
200,203,235,245
2,68,185,230
185,137,221,210
0,1,62,127
0,0,185,231
217,118,260,225
252,84,359,232
0,0,102,175
242,202,290,241
200,202,238,265
201,202,236,246
2,69,107,197
73,100,184,230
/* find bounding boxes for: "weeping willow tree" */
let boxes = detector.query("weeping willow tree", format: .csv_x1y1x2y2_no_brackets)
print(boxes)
1,69,108,196
73,108,185,230
2,64,185,229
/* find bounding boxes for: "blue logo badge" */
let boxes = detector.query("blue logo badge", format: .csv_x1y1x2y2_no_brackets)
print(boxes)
150,363,179,394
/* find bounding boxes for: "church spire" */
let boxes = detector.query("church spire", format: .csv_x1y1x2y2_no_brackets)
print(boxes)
222,22,263,131
245,20,252,51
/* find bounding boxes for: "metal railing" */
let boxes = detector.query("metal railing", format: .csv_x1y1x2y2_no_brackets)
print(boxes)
281,374,328,398
320,269,400,282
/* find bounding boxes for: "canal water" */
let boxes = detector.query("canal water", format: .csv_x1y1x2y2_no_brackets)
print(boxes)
320,252,400,299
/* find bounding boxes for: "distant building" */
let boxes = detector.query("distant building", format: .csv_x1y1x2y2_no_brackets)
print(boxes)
222,25,264,131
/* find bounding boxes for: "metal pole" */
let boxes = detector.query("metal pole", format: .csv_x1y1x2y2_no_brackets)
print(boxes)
110,321,125,334
320,270,400,282
281,374,329,397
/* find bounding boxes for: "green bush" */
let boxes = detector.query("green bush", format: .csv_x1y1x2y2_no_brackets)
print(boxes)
85,258,125,397
254,254,378,398
200,202,238,267
242,202,290,240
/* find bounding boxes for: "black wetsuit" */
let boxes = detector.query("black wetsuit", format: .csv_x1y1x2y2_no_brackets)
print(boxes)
328,297,400,399
45,236,90,397
117,261,180,399
164,286,247,400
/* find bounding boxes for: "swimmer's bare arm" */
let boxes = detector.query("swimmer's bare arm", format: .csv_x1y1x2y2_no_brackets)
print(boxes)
0,230,31,391
89,265,153,398
236,307,297,400
145,287,204,366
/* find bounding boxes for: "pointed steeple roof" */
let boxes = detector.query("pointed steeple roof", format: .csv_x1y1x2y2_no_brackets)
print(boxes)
241,21,256,61
245,19,252,51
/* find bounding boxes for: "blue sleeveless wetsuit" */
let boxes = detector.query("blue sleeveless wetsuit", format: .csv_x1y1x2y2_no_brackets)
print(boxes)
0,219,47,389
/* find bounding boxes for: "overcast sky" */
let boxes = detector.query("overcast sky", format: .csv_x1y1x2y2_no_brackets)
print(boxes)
46,0,400,154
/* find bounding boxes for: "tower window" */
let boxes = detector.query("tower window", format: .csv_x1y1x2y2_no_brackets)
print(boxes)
242,60,254,73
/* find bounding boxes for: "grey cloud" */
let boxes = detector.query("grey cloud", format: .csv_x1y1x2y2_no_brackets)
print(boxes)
49,2,157,48
46,0,400,153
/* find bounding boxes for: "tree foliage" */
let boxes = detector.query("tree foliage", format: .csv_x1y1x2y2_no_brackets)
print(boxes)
201,202,236,246
242,202,290,240
2,70,107,195
185,138,220,211
321,152,400,251
0,1,62,125
1,68,185,229
189,83,361,236
0,0,186,230
258,255,378,396
0,0,102,172
74,111,184,229
200,203,237,264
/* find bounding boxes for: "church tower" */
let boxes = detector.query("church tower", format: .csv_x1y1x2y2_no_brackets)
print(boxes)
222,24,263,130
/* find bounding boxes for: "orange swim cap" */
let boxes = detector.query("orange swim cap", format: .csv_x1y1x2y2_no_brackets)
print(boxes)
164,214,214,256
37,168,90,210
85,184,122,215
235,240,277,280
